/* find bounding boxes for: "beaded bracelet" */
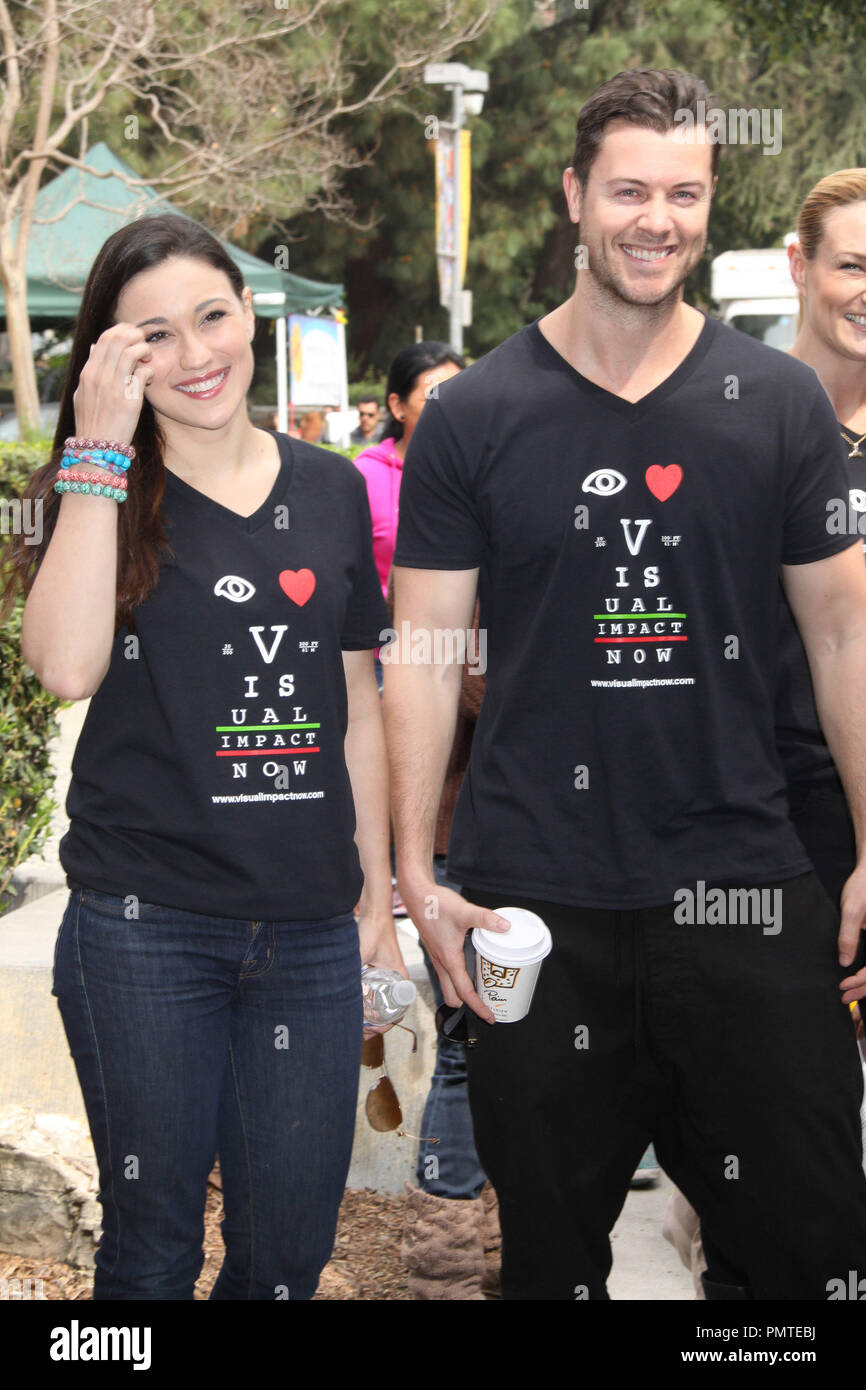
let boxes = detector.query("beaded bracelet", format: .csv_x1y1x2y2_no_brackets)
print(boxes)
65,437,135,461
60,450,130,473
54,478,127,503
58,469,127,490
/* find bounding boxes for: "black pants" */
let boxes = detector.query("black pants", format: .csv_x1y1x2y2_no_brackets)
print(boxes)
463,871,866,1299
788,779,859,911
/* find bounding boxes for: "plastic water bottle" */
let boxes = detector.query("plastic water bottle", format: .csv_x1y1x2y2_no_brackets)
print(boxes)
361,965,417,1026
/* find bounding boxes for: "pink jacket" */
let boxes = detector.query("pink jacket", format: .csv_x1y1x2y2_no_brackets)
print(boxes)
353,436,403,599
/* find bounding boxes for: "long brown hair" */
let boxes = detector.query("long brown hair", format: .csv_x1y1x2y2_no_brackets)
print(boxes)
1,214,247,630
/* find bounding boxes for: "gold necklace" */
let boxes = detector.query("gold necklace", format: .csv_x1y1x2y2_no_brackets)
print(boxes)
841,428,866,459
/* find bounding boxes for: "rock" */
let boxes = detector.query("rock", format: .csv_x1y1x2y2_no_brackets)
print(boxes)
0,1107,100,1268
315,1263,359,1299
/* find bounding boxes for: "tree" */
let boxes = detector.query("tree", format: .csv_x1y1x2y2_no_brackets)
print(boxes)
284,0,866,374
0,0,500,432
710,0,866,60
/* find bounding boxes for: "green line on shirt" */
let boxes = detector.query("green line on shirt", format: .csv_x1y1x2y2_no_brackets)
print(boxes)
215,723,322,732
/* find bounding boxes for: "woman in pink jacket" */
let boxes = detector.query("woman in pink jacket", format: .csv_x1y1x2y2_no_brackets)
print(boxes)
354,341,464,603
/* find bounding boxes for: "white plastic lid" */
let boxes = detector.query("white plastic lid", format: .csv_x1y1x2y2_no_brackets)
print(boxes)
392,980,417,1006
471,907,553,964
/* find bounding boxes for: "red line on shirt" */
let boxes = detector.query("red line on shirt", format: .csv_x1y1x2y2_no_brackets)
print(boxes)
216,747,321,756
594,637,688,644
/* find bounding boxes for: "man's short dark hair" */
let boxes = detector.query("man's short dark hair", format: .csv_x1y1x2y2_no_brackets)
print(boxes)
358,394,380,408
570,68,720,191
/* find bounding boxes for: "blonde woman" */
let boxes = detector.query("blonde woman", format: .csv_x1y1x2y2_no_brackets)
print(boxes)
665,169,866,1293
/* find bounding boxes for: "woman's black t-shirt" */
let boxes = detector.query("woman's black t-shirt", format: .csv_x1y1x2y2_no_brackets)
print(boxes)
60,432,389,920
775,434,866,790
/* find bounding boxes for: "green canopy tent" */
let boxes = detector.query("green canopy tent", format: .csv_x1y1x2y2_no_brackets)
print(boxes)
1,142,345,428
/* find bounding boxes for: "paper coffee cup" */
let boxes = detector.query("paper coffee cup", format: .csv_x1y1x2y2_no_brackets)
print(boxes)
471,908,552,1023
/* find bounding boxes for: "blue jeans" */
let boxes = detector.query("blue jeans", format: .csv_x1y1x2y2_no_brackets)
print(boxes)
52,886,362,1300
415,859,487,1199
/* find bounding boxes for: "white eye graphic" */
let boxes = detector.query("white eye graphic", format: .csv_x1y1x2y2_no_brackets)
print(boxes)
849,488,866,513
582,468,627,497
214,575,256,603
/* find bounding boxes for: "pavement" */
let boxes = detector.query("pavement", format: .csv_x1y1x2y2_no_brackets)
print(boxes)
1,699,696,1299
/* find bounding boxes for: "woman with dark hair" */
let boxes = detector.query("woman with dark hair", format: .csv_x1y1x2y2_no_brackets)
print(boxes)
1,213,402,1300
353,341,464,603
353,341,502,1295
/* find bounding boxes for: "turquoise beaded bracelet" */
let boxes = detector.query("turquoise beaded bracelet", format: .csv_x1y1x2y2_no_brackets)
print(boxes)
60,450,130,472
54,478,127,503
65,436,135,460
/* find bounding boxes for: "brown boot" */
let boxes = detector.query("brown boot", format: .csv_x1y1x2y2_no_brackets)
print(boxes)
401,1182,486,1300
479,1181,502,1299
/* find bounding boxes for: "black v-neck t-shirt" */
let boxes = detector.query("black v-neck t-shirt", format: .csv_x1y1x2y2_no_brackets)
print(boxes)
392,314,857,910
60,432,389,919
775,432,866,790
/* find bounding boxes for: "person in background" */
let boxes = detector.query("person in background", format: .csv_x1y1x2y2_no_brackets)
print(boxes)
353,346,465,923
664,166,866,1296
353,342,501,1295
780,168,866,911
298,407,326,444
350,395,384,446
353,342,464,604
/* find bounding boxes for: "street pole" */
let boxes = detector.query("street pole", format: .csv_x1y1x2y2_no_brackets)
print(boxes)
425,62,487,356
275,314,288,434
450,81,464,356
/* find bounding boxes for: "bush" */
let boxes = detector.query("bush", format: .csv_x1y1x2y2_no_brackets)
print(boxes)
0,440,60,914
318,441,367,462
348,374,387,408
0,441,52,494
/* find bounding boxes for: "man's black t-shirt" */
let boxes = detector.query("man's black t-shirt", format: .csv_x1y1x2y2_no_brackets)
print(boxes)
60,432,389,920
392,314,857,910
775,437,866,790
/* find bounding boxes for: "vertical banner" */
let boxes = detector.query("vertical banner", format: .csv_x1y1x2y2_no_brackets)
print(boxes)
287,314,347,409
435,129,471,309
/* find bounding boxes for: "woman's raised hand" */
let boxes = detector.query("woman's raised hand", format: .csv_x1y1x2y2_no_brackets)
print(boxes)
72,323,155,445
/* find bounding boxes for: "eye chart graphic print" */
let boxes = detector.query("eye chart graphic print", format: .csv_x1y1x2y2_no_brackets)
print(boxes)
581,463,693,690
212,567,326,804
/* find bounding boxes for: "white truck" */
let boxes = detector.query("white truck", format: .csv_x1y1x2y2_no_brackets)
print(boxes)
710,241,799,350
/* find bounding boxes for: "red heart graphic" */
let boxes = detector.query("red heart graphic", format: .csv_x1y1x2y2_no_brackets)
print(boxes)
279,569,316,605
645,464,682,502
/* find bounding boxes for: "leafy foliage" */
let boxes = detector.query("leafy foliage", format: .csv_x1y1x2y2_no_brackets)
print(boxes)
0,442,60,913
709,0,866,60
273,0,866,373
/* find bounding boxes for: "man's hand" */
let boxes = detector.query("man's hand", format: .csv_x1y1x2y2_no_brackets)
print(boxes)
838,862,866,1003
358,909,408,1038
399,876,512,1025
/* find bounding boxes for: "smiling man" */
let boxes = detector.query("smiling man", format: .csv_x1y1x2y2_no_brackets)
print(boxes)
386,69,866,1300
